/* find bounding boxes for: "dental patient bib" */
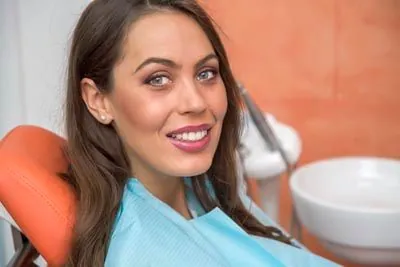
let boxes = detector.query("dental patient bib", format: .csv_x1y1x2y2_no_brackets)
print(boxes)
105,178,339,267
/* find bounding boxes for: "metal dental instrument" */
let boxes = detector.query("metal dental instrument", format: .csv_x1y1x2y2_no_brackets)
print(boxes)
238,83,302,243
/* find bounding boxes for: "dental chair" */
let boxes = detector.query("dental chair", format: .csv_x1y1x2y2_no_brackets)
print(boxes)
0,125,299,266
0,126,75,266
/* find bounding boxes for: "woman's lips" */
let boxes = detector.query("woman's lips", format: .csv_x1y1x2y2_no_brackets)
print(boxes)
168,130,211,153
167,124,212,153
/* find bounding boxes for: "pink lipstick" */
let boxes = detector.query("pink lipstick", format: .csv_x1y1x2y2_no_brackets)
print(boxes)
167,124,211,153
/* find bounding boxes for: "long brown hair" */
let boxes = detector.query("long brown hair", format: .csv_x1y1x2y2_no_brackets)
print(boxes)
64,0,293,265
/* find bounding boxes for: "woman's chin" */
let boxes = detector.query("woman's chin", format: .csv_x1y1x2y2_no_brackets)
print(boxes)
168,157,213,177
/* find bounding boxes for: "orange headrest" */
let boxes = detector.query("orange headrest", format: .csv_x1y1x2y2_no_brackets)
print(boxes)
0,125,75,266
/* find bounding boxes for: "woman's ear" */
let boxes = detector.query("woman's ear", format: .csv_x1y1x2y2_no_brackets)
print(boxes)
81,78,114,124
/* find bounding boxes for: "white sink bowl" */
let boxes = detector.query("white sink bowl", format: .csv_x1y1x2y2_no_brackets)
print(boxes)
289,157,400,266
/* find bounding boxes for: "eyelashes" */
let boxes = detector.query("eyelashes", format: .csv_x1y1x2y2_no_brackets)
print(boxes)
144,68,219,88
196,69,218,81
145,74,171,87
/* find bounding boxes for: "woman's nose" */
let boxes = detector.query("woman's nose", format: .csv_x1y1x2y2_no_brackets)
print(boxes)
177,79,207,114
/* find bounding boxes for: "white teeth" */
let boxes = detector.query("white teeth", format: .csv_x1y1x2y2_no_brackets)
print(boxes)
195,132,202,140
172,130,207,141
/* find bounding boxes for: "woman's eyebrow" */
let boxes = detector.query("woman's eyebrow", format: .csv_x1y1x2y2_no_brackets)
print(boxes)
134,53,218,73
194,53,218,70
134,57,178,73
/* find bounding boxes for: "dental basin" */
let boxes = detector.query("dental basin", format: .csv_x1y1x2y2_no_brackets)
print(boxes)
240,113,301,178
239,112,301,221
290,157,400,266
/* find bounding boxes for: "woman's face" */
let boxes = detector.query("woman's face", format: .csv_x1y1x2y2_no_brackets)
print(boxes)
106,11,227,180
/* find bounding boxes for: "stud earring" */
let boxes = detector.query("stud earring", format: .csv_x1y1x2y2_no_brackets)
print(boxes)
100,115,107,121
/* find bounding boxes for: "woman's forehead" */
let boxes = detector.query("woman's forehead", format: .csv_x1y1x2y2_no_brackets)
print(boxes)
122,11,215,66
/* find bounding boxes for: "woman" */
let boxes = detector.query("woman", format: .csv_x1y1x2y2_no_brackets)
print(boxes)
64,0,339,266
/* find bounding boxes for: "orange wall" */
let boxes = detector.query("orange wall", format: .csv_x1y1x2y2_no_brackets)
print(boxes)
202,1,400,266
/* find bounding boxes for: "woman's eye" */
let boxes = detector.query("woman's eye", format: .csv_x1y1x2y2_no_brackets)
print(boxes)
146,75,171,87
197,69,217,81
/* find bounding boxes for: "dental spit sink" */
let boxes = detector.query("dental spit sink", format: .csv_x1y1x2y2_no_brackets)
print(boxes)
290,157,400,266
239,112,301,179
239,112,301,222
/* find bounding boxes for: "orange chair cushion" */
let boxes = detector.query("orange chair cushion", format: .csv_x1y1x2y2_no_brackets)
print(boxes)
0,125,76,266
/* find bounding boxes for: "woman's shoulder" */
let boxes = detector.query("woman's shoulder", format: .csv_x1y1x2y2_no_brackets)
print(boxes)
111,177,160,234
105,180,145,265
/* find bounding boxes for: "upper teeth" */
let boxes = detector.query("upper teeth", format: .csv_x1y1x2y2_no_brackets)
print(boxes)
172,130,207,141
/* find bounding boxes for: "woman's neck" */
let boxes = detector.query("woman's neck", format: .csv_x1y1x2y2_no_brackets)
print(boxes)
136,172,192,219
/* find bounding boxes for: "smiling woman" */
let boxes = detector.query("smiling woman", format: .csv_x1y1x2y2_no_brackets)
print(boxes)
81,10,227,188
63,0,339,266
